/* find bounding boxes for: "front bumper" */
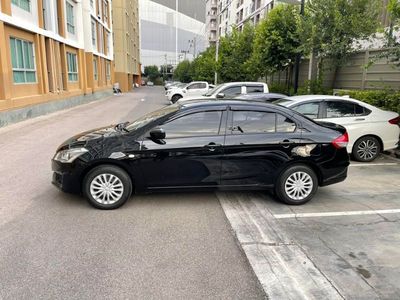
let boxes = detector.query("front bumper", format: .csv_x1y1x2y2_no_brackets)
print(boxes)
51,159,83,194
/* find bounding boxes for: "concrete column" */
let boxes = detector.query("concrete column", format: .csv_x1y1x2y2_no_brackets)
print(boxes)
38,35,49,94
0,21,12,102
362,50,369,90
0,0,11,15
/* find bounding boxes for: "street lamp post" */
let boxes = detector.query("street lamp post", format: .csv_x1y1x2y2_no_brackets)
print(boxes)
293,0,305,94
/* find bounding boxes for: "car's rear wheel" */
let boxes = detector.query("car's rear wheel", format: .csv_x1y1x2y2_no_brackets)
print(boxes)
171,94,182,103
83,165,132,209
275,165,318,205
352,136,381,162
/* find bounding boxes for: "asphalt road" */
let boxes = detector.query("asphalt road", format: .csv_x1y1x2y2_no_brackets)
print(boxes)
0,87,266,299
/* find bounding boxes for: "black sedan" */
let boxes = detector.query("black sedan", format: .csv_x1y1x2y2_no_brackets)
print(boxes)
234,92,287,102
52,100,350,209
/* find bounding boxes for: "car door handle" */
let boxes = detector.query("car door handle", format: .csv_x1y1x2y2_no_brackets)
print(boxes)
354,118,365,121
279,139,293,148
204,142,222,151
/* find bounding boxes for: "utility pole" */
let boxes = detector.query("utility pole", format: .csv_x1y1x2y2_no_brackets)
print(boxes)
293,0,305,95
175,0,179,68
193,37,197,58
214,39,219,85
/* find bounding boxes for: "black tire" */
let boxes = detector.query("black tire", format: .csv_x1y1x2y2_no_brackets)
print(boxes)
171,94,182,103
83,165,132,209
275,165,318,205
352,136,381,162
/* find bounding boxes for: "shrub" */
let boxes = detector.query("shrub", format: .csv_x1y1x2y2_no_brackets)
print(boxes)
337,89,400,114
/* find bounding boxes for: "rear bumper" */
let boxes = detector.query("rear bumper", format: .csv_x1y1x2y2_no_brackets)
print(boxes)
320,166,348,186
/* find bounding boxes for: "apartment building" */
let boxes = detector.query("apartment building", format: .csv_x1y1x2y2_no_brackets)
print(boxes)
215,0,277,39
112,0,141,92
206,0,218,47
0,0,113,120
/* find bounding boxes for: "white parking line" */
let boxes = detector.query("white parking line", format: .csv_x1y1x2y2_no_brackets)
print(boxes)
349,163,398,167
274,209,400,219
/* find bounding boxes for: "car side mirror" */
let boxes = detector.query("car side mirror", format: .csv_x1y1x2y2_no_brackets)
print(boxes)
216,93,225,99
150,128,166,140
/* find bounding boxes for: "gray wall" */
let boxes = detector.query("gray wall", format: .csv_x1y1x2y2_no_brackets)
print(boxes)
269,48,400,91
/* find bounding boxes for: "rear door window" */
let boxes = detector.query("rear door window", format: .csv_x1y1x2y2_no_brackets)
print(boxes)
231,111,297,134
276,114,297,132
326,101,361,118
222,86,242,96
232,111,276,134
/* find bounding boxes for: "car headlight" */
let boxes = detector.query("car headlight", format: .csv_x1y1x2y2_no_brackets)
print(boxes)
54,148,88,163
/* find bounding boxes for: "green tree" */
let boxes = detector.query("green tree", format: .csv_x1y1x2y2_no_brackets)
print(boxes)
173,60,193,82
301,0,381,87
217,23,258,82
251,4,301,79
191,46,216,83
378,0,400,66
143,65,160,82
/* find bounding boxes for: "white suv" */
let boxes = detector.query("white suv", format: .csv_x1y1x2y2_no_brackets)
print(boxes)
177,82,269,103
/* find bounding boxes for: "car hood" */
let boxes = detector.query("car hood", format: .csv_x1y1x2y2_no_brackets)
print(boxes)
57,125,121,151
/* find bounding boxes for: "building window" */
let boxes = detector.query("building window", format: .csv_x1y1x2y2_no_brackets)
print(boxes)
91,19,97,50
66,1,75,34
11,0,31,12
106,61,111,81
10,37,36,84
103,1,109,24
93,58,98,81
66,52,78,82
98,27,104,53
105,32,110,55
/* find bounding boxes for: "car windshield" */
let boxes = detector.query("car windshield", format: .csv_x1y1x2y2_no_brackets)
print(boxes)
273,98,294,106
204,84,226,96
125,105,179,132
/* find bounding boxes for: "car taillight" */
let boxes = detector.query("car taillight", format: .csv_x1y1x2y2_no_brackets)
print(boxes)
389,116,400,125
332,132,349,149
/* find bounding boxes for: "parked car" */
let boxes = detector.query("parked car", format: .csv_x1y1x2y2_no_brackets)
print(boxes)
52,100,350,209
146,81,154,86
164,81,180,90
275,95,400,162
177,82,269,103
234,92,287,102
166,81,212,103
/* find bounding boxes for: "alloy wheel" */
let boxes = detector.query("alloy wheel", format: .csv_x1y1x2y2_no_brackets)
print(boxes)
89,173,124,205
284,171,313,201
357,139,378,161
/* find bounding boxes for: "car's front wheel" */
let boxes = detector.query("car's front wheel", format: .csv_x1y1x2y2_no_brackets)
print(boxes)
352,136,381,162
171,94,182,103
83,165,132,209
275,165,318,205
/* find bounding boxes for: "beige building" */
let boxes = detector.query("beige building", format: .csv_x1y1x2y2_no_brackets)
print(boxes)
0,0,114,118
112,0,141,92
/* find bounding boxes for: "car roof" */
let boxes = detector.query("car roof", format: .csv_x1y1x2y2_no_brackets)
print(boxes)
179,99,285,110
222,82,267,86
282,95,378,110
236,92,287,98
